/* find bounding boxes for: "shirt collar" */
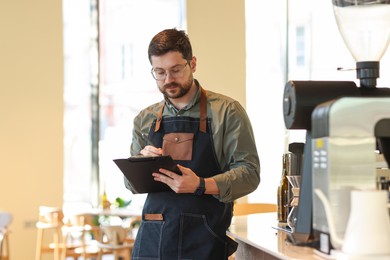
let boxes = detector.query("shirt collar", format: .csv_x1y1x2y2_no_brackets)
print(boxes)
164,79,202,113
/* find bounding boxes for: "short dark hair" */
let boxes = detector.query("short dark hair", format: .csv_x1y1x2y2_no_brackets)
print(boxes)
148,28,193,63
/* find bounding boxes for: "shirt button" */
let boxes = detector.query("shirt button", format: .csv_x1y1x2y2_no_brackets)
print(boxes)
175,137,179,142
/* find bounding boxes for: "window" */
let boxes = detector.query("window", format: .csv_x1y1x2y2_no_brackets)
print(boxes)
245,0,390,203
296,26,305,67
63,0,186,210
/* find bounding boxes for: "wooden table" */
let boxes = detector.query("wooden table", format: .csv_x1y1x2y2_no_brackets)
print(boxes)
86,207,141,218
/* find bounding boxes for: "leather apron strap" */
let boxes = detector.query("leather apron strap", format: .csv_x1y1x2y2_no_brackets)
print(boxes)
154,105,164,132
199,87,207,133
154,87,207,133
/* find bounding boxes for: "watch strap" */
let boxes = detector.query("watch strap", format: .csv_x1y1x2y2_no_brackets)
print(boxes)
194,177,206,195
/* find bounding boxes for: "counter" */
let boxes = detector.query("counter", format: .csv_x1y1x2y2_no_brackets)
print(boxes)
227,212,325,260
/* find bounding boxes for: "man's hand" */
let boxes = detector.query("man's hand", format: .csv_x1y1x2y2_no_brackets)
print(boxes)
152,164,199,193
139,145,163,157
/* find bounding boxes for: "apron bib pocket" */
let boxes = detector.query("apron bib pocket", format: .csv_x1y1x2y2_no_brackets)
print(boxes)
162,132,194,161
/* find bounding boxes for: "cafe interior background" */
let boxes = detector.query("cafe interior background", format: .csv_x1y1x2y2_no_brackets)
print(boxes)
1,0,389,259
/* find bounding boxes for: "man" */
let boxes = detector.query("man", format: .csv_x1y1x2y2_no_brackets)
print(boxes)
126,28,260,260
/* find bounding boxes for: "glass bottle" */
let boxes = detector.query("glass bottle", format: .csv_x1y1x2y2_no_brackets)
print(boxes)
277,154,289,222
101,184,111,210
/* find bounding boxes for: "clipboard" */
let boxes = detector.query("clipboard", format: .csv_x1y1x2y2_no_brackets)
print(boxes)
113,155,181,193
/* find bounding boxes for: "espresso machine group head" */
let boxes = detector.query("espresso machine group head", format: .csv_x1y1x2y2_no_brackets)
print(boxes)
282,0,390,252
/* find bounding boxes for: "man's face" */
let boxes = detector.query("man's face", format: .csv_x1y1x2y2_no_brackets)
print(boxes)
150,51,196,100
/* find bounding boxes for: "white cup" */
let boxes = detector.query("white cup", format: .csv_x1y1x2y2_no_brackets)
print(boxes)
342,190,390,256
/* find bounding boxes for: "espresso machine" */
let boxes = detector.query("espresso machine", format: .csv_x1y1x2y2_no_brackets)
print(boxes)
282,0,390,253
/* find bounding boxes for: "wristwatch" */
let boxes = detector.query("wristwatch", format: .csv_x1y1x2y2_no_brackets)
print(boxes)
194,177,206,195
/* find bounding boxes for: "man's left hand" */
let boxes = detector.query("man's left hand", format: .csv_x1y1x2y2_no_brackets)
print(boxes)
152,164,199,193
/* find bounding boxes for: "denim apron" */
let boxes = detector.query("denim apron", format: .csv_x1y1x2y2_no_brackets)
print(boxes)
131,88,234,260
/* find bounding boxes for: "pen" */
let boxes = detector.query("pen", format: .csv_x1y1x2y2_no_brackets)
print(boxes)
142,133,155,147
142,133,163,157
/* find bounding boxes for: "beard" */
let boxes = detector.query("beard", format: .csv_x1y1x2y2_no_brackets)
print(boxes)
159,75,193,99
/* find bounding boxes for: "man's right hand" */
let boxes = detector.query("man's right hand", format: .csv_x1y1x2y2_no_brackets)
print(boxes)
139,145,163,157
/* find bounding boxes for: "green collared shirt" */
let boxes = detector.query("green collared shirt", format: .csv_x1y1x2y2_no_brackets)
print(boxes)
129,81,260,203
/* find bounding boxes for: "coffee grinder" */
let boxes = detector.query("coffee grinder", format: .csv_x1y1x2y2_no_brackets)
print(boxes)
282,0,390,252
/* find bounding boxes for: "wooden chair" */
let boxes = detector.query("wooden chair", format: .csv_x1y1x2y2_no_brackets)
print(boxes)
61,213,101,259
0,211,12,260
0,228,10,260
233,203,277,216
97,224,133,260
35,206,64,260
35,206,101,260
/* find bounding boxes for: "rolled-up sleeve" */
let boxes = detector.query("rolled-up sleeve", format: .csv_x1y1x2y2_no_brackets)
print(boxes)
211,100,260,203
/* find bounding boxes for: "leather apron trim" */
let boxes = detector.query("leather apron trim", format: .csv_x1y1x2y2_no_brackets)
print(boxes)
144,213,164,221
154,87,207,133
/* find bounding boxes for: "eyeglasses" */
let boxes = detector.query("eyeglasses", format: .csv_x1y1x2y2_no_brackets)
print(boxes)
151,62,189,81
